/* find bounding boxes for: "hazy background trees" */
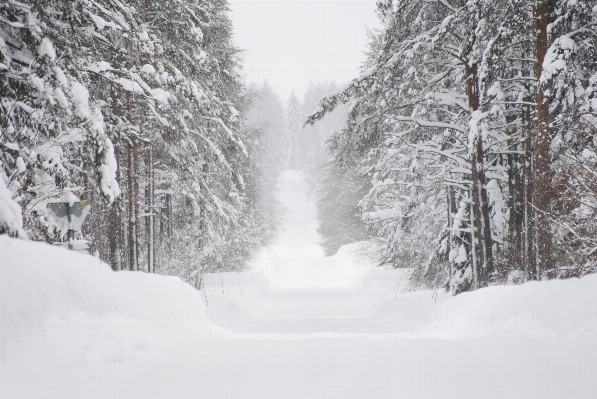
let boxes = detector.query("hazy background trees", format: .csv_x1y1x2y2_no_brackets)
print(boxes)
284,81,369,256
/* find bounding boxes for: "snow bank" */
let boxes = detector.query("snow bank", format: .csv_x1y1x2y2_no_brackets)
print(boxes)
10,228,591,343
2,236,597,399
1,236,210,354
418,275,597,338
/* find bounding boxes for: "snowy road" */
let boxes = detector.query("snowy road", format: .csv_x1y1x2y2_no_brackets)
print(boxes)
192,171,597,398
203,170,413,333
2,171,597,399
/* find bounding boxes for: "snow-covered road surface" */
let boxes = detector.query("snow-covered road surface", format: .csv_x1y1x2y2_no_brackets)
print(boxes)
2,171,597,399
251,170,375,289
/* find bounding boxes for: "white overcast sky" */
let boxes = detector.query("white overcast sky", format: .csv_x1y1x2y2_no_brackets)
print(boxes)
227,0,381,101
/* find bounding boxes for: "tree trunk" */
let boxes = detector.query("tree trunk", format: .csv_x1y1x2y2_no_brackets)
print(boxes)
164,193,172,243
534,0,554,279
523,112,536,279
199,161,209,249
108,70,124,271
127,138,139,271
474,134,494,283
146,145,155,273
446,185,454,262
519,96,536,280
507,147,524,271
469,195,479,289
466,62,494,287
197,160,209,286
133,140,140,270
446,182,458,281
506,60,526,273
109,204,121,271
124,87,139,272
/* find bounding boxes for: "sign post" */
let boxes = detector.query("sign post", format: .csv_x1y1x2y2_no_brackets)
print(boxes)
46,201,92,250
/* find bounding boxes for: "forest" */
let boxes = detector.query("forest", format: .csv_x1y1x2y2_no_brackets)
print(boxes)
2,0,597,295
3,2,597,397
0,0,287,287
309,0,597,293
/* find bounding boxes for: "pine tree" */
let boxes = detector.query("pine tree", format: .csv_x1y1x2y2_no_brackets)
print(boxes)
307,0,597,292
1,0,280,283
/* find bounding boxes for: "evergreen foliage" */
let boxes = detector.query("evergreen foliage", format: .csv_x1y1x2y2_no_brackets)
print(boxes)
307,0,597,293
317,162,368,256
0,0,278,283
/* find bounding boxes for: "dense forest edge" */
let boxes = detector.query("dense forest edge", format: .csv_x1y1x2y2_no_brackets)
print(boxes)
308,0,597,293
0,0,287,288
2,0,597,295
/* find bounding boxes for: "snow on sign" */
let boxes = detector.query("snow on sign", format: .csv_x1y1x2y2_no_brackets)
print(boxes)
46,201,92,250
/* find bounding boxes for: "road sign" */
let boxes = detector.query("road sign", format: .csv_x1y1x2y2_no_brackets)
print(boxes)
47,201,92,250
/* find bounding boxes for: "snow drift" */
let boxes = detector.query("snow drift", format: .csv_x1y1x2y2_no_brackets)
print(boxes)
418,275,597,338
1,236,213,355
3,235,597,342
2,236,597,399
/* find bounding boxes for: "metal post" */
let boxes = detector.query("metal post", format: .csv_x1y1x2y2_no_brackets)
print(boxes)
67,204,74,250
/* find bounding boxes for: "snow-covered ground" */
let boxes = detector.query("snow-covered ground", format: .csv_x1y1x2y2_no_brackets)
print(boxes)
252,170,376,288
2,171,597,398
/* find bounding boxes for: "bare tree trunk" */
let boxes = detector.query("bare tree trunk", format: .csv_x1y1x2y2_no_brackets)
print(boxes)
505,61,526,273
124,87,139,272
108,73,124,271
164,193,172,243
198,161,209,250
195,160,209,287
127,141,134,271
102,140,119,269
519,93,536,280
146,145,155,273
534,0,554,279
466,62,494,287
507,146,524,270
133,141,140,270
446,185,453,261
109,204,121,271
523,111,536,279
127,138,139,271
446,182,458,281
469,195,479,289
474,136,494,283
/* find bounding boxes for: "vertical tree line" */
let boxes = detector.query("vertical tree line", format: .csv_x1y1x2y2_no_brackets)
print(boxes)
308,0,597,292
0,0,278,282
